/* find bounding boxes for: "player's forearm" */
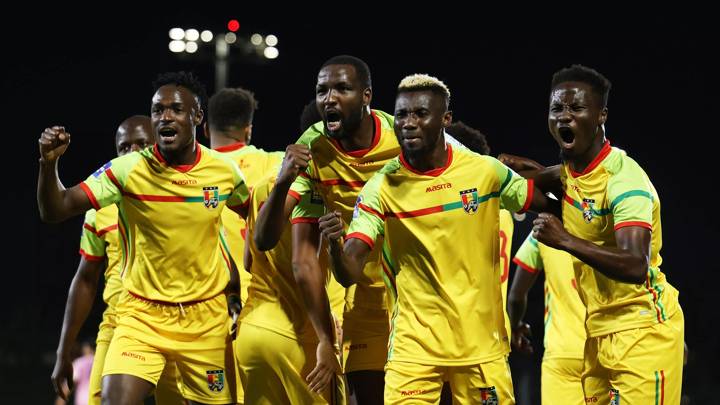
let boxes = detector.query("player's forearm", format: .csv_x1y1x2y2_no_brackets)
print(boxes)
254,181,293,251
37,159,73,223
57,272,98,356
507,294,528,330
328,239,364,288
560,235,648,284
293,260,335,343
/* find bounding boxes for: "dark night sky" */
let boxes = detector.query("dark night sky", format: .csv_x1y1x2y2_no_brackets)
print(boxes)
4,11,717,402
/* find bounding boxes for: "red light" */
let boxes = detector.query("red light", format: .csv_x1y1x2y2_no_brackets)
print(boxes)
228,20,240,32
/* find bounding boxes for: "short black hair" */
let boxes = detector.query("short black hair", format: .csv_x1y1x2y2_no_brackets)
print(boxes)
446,121,490,155
551,64,611,108
299,99,322,133
152,71,208,110
208,87,258,131
321,55,371,88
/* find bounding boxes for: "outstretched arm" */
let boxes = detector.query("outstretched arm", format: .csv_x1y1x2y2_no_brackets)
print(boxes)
51,257,104,400
254,144,311,250
292,222,340,393
318,211,371,288
38,126,92,222
533,213,651,284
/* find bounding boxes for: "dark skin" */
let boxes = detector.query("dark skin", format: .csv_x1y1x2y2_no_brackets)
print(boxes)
321,89,558,285
253,63,372,251
532,81,651,284
254,63,382,404
39,86,239,405
507,263,542,355
291,223,340,394
51,117,153,401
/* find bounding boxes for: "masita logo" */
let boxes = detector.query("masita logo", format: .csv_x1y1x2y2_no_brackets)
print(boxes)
172,179,198,185
426,183,452,192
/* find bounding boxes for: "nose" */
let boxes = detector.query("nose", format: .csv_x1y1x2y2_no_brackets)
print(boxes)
160,108,174,122
321,89,338,106
556,107,572,123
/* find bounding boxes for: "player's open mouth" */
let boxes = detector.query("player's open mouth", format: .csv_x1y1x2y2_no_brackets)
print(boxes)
325,110,342,132
158,127,178,142
558,126,575,146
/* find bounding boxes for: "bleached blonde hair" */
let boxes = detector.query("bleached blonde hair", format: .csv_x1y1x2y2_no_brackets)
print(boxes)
397,74,450,105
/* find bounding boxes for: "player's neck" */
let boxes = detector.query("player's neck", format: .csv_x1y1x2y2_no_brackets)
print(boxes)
338,112,374,151
570,137,607,174
406,138,448,173
161,142,197,166
210,130,247,148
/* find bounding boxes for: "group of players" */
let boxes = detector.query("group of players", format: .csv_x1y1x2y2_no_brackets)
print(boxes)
38,55,683,405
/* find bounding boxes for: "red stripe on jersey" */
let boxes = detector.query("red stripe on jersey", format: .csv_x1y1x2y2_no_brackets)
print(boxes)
358,203,385,220
614,221,652,231
213,142,245,152
569,141,611,178
399,144,453,177
79,248,104,261
346,232,375,250
80,182,101,210
387,205,444,219
512,257,538,274
320,179,366,188
288,189,301,201
518,178,534,213
291,217,319,224
97,224,118,236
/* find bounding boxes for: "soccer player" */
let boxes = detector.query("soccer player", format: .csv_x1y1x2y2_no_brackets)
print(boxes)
508,232,586,405
38,71,249,405
254,55,399,405
530,64,683,404
297,97,347,337
319,74,557,404
204,87,284,304
50,116,185,405
236,168,346,404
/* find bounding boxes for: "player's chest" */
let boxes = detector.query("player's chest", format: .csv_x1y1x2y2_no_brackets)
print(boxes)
563,180,614,239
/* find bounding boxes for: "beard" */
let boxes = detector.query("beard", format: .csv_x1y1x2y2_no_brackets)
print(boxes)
325,108,363,140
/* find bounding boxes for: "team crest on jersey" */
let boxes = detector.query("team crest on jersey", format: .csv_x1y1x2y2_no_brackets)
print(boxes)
353,196,363,219
206,369,224,392
460,188,479,214
609,388,620,404
581,198,596,223
479,386,498,405
203,186,219,209
92,161,112,178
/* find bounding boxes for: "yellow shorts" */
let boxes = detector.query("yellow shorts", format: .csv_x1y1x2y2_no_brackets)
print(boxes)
341,307,389,372
88,311,116,405
154,361,185,404
582,309,684,405
236,322,346,405
542,357,583,405
103,291,236,404
384,357,515,404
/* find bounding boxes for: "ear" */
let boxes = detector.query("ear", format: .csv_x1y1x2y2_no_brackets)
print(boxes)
194,108,204,126
363,88,372,108
244,124,253,144
443,110,453,127
599,107,608,126
202,122,209,139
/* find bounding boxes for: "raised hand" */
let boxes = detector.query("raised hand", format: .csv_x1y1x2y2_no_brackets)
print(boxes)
39,126,71,163
277,144,311,185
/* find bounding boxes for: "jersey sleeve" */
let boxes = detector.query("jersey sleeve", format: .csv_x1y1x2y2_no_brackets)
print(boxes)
226,161,251,210
78,209,106,261
607,164,654,231
81,157,128,210
512,234,543,274
488,156,532,213
290,187,325,224
346,172,385,250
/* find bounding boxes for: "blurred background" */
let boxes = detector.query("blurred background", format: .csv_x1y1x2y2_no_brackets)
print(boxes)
5,10,717,403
